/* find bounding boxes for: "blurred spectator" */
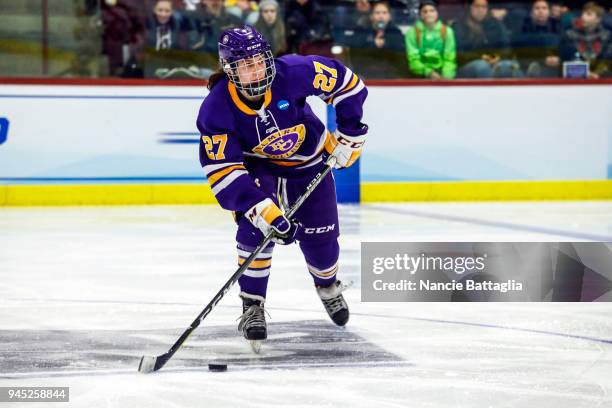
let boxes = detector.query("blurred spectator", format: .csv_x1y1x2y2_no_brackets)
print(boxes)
144,0,198,77
550,0,570,22
189,0,243,53
145,0,195,50
354,0,373,29
254,0,288,55
560,1,612,78
353,0,420,27
452,0,522,77
285,0,333,55
512,0,561,77
490,4,508,23
604,5,612,30
350,1,408,78
226,0,260,25
405,0,457,79
358,1,405,50
101,0,145,77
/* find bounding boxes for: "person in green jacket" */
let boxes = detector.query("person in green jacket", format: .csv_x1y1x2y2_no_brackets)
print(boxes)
405,0,457,79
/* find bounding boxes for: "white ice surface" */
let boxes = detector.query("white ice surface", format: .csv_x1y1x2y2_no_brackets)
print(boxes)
1,202,611,408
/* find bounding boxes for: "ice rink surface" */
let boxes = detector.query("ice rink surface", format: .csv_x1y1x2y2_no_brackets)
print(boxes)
1,202,612,408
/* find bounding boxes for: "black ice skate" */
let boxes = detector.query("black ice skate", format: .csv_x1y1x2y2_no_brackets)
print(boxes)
316,280,349,326
238,294,267,353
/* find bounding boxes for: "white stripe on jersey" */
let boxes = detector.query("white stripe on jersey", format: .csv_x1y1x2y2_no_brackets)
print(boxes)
332,80,365,107
237,248,272,259
243,151,267,158
296,156,322,170
242,267,271,278
237,243,274,254
211,169,248,195
308,262,338,274
281,178,289,210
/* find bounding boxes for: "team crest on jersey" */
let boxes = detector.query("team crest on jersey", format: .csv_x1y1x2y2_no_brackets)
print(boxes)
253,124,306,159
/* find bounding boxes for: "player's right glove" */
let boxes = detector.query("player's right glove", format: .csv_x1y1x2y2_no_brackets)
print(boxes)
328,129,367,169
245,198,298,245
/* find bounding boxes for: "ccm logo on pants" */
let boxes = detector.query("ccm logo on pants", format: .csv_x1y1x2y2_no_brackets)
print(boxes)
304,225,336,234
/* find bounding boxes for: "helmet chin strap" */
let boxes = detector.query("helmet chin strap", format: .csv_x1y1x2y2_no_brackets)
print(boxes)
239,89,264,101
234,75,269,98
225,67,267,98
243,81,268,97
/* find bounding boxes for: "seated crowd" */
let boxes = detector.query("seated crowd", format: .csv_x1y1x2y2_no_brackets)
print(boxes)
101,0,612,79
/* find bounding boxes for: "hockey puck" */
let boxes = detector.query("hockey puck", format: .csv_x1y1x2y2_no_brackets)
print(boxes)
208,363,228,372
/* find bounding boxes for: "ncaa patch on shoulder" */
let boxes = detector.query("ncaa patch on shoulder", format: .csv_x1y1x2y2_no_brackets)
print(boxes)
277,100,290,111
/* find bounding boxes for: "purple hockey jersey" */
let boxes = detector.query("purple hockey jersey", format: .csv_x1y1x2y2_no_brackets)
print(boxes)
196,54,368,212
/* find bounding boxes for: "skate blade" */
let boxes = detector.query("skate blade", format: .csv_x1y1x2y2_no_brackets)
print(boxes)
249,340,262,354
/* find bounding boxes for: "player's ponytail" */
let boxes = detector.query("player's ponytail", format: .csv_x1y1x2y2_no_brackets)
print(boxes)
207,69,227,91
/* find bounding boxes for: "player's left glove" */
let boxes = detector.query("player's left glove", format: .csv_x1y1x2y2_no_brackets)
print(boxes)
246,198,299,245
328,129,367,169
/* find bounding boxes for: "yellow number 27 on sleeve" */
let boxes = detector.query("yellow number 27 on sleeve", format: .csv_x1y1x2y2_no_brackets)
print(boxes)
312,61,338,93
201,134,227,160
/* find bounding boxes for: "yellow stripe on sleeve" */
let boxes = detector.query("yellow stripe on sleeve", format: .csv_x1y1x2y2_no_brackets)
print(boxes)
340,73,359,94
207,164,245,186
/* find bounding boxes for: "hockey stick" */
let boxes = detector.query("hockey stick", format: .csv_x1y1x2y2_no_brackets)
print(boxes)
138,157,337,373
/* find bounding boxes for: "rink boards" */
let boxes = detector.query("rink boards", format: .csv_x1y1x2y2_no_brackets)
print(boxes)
0,82,611,205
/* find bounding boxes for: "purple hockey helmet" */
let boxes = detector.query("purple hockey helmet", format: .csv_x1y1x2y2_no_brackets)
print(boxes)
218,26,276,97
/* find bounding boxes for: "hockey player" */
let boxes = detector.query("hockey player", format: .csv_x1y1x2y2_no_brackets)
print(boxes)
197,26,368,347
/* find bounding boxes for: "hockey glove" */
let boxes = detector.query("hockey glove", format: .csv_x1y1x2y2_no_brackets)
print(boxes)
246,198,298,245
328,130,367,169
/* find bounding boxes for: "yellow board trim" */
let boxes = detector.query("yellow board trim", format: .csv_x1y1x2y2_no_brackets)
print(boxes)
362,180,612,202
0,184,217,206
1,180,611,207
